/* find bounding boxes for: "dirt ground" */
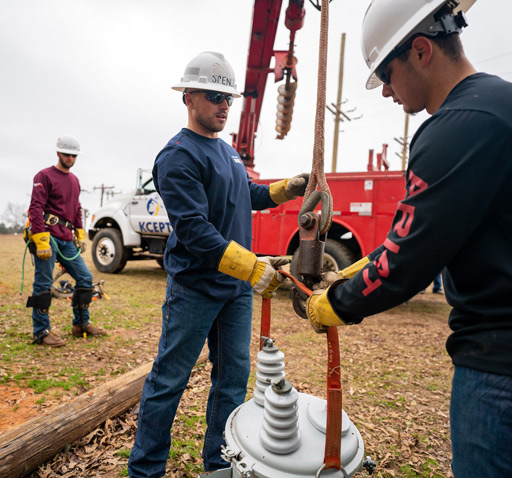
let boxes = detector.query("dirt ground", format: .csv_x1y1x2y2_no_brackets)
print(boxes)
0,235,454,477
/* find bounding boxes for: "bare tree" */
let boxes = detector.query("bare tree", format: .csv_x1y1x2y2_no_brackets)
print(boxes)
1,202,27,231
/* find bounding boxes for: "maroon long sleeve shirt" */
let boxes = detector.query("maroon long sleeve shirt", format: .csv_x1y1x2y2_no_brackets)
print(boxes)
29,166,83,241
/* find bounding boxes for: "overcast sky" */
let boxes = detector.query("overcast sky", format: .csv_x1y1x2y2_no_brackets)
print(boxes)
1,0,511,226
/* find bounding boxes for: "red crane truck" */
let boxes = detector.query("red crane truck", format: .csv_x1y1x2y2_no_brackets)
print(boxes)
237,0,406,273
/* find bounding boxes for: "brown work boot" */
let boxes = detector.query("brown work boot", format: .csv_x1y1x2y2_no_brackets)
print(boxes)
41,331,66,347
72,323,106,337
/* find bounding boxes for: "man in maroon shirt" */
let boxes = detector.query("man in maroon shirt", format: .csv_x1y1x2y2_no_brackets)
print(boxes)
27,134,105,347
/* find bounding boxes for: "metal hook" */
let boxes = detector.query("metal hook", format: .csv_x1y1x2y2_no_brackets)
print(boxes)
315,463,349,478
298,190,331,234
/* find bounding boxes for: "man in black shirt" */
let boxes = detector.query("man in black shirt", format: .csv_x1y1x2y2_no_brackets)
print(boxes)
307,1,512,476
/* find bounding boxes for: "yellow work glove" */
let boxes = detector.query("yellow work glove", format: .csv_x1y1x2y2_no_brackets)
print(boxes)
218,241,289,298
306,288,345,333
32,232,52,260
23,222,32,243
74,228,86,254
269,173,310,204
313,256,370,290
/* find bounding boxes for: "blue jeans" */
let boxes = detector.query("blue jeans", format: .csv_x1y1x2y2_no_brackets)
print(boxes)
450,366,512,477
433,274,443,292
32,237,93,334
128,277,253,478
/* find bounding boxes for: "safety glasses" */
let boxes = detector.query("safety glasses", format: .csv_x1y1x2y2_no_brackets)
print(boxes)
188,90,234,106
376,65,392,86
61,153,77,158
375,37,415,86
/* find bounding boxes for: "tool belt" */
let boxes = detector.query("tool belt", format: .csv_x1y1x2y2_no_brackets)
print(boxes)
44,213,73,230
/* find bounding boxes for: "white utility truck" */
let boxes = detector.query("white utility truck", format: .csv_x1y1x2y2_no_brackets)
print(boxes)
88,169,170,273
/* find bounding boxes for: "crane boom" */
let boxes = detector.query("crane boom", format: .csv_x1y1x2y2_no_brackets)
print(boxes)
233,0,305,178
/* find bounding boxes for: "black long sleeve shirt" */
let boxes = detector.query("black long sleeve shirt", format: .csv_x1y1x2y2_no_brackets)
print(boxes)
328,73,512,377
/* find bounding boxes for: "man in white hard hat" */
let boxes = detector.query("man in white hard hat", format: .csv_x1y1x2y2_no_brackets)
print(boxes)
306,1,512,476
26,134,105,347
128,51,309,477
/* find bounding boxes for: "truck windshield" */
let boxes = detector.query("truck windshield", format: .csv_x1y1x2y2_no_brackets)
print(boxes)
142,179,157,195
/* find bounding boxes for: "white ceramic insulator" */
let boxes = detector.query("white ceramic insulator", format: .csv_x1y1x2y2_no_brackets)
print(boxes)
254,344,285,406
260,380,301,454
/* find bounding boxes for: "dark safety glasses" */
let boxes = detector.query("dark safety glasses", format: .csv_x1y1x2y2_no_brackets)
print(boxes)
188,90,234,106
376,65,392,86
61,153,77,158
375,37,415,86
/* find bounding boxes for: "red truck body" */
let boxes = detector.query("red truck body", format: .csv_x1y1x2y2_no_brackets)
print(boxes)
252,170,405,268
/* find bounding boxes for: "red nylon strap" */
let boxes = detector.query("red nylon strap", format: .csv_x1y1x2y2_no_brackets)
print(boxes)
277,270,312,297
260,297,272,350
324,326,342,469
267,271,342,468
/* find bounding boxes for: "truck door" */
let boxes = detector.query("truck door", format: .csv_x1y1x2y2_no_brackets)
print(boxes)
128,179,171,236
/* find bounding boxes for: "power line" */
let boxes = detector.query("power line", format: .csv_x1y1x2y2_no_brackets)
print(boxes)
93,184,115,207
474,51,512,66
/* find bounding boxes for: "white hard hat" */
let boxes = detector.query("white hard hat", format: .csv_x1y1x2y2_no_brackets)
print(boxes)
361,0,477,89
172,51,241,97
56,134,81,155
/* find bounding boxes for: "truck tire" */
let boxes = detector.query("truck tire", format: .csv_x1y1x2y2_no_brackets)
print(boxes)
156,257,165,269
290,239,355,280
91,229,129,274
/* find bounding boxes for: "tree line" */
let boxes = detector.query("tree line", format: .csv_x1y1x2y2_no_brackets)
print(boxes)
1,202,27,234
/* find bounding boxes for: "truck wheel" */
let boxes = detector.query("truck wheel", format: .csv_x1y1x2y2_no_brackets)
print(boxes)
156,257,165,269
290,239,355,280
91,229,129,274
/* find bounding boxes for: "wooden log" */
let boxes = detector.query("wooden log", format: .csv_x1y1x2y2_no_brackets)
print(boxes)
0,349,209,477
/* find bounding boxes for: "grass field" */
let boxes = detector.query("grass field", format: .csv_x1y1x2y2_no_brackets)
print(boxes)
0,234,455,477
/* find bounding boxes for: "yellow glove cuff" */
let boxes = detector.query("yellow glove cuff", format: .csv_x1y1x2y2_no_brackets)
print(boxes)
308,289,344,328
75,228,86,241
248,261,282,298
218,241,257,281
32,232,51,249
269,179,291,205
339,256,370,279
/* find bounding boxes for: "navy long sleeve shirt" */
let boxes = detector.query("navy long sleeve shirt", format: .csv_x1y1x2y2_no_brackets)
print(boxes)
153,128,277,300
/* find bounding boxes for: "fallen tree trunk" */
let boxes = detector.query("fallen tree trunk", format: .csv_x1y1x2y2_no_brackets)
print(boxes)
0,349,209,477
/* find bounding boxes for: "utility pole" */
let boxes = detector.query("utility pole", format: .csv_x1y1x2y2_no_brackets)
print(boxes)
331,33,345,173
93,184,115,207
105,190,121,201
326,33,362,172
394,113,410,171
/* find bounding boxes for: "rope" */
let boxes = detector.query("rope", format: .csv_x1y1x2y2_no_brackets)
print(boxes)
304,0,333,233
303,2,340,470
50,236,81,261
19,236,81,295
20,241,29,295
